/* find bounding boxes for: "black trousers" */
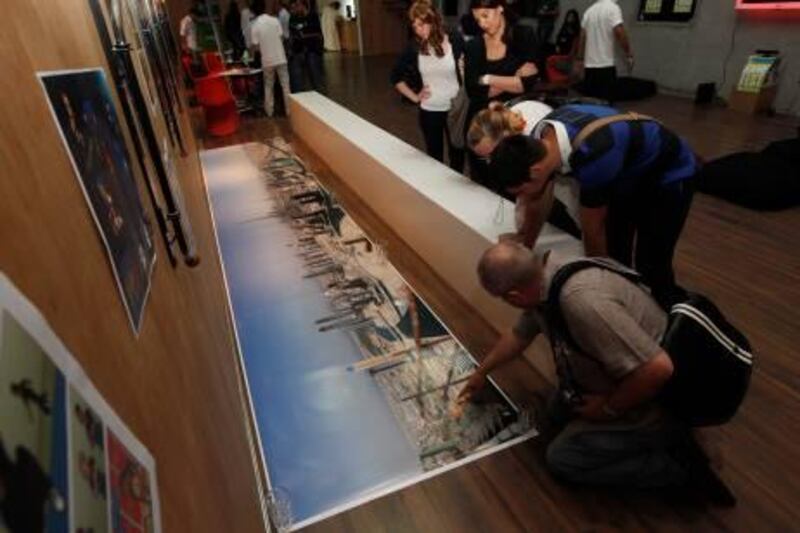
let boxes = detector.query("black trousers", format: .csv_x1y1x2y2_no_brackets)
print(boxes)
606,178,695,309
583,66,617,103
419,109,465,173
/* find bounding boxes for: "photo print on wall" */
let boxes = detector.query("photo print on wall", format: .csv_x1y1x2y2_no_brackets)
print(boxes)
0,272,161,533
38,68,156,335
0,311,69,532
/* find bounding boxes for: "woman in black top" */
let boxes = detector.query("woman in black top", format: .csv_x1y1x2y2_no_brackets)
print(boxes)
464,0,539,193
555,9,580,56
391,1,465,172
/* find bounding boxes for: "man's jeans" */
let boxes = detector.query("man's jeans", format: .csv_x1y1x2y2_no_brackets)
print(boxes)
289,51,325,94
545,406,689,488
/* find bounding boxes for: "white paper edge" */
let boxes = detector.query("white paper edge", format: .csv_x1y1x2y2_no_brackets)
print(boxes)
291,429,537,531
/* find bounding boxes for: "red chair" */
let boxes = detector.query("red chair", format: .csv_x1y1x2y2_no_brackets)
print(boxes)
195,76,240,136
181,53,194,79
204,52,225,74
546,55,573,85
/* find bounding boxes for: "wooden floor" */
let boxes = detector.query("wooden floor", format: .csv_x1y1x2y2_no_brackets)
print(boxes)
201,53,800,532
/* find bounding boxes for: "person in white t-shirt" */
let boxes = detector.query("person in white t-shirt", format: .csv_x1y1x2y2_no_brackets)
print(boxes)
575,0,633,103
241,1,255,50
250,0,290,117
278,0,291,49
179,8,199,54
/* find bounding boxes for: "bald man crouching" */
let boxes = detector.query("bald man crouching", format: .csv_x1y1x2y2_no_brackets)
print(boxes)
458,241,697,489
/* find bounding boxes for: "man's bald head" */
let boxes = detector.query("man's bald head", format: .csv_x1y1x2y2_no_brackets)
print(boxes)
477,241,543,298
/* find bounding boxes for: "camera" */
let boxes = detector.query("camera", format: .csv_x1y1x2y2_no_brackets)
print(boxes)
547,387,584,426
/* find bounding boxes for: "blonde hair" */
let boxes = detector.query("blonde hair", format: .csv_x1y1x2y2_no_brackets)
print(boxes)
467,102,526,150
408,1,446,57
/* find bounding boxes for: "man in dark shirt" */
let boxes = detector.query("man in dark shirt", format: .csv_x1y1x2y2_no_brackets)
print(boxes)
490,104,698,308
288,0,326,93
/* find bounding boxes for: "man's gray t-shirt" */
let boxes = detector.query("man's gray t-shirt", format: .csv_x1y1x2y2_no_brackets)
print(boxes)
514,255,667,394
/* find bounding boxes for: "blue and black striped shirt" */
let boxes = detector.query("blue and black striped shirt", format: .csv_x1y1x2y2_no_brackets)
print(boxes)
538,105,697,207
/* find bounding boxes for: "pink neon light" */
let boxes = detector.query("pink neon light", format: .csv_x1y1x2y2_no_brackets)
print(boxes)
735,0,800,10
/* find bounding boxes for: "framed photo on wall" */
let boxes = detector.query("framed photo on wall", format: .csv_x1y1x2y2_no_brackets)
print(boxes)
38,69,156,335
638,0,698,21
0,273,161,532
86,0,200,268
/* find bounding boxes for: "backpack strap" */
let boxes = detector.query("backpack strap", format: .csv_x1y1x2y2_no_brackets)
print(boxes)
544,258,645,397
570,112,658,152
546,258,644,313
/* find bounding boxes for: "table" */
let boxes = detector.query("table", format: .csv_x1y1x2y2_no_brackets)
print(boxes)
212,67,264,114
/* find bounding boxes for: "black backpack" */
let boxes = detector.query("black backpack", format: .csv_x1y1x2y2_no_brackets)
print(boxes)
546,259,754,426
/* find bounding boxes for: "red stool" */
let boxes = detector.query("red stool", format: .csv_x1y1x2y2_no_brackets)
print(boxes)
195,76,240,137
546,55,573,85
204,52,225,74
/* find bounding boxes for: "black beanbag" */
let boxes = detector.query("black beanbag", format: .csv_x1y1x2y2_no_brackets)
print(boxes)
613,76,658,101
698,138,800,211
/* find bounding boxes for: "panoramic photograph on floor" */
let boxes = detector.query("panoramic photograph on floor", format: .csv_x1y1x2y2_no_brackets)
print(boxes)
203,139,537,529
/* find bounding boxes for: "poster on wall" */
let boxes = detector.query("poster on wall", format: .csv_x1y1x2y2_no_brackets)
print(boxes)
638,0,697,20
645,0,663,13
38,69,156,335
0,272,161,532
125,0,186,156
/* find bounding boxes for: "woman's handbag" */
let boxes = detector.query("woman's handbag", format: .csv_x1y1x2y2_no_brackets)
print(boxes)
447,87,470,149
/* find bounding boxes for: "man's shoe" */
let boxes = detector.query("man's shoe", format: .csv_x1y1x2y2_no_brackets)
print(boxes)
673,435,737,508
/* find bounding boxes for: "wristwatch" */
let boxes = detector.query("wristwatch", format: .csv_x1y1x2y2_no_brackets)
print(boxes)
479,74,492,86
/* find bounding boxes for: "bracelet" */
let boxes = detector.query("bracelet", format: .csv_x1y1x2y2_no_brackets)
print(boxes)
479,74,491,86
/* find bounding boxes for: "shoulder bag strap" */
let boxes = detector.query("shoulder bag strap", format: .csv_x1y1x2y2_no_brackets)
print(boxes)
570,112,658,152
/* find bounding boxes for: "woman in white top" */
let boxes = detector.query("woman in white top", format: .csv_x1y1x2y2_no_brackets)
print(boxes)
390,1,465,172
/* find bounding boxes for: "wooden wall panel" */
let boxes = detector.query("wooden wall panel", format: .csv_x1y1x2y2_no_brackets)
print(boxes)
0,2,265,532
357,0,408,56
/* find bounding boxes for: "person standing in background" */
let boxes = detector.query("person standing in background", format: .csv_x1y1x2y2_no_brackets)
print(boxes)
464,0,539,195
179,5,200,55
321,2,342,52
289,0,326,93
535,0,559,48
241,0,255,53
278,0,292,49
225,1,246,59
554,9,580,56
250,0,291,117
575,0,633,103
391,1,466,172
